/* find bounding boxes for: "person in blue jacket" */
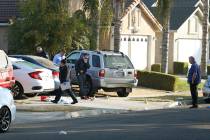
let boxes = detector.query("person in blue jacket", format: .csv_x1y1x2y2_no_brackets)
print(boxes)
188,56,201,108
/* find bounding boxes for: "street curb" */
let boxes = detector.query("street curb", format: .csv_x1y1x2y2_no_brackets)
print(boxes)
16,104,92,112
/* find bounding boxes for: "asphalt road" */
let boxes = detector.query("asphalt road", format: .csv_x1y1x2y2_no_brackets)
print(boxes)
1,108,210,140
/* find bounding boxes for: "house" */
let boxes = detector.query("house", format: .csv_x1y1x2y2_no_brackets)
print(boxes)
0,0,83,53
110,0,162,70
0,0,19,53
143,0,205,73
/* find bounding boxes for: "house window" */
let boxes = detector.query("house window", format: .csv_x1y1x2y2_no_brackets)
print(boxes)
188,17,198,34
128,8,141,29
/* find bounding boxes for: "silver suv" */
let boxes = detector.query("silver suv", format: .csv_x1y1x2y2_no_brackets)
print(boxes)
66,50,138,97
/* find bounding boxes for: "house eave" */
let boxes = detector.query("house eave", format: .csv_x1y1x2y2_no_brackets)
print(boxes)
0,23,10,26
174,7,203,31
121,0,162,31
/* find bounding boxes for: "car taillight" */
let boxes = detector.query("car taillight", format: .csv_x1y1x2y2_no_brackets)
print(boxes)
99,69,105,78
52,71,59,78
134,70,137,78
29,71,42,80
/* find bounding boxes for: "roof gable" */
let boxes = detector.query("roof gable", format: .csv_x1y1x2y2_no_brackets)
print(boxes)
121,0,162,31
142,0,202,30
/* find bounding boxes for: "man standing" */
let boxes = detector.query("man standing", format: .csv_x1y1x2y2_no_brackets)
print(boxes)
36,46,49,59
75,53,90,99
53,49,66,65
188,56,201,108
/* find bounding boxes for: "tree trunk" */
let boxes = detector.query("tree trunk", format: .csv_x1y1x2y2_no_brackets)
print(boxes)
161,20,170,73
201,0,209,77
114,0,121,52
114,19,121,51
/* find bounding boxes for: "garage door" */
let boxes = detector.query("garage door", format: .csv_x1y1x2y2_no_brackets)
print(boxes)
120,35,148,70
175,39,202,64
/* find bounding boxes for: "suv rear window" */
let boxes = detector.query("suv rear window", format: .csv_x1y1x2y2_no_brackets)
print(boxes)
103,55,134,69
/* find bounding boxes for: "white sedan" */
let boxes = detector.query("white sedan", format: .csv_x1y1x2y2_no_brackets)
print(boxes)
10,58,55,99
0,87,16,132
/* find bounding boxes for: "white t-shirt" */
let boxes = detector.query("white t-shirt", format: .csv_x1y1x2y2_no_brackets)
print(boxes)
53,53,65,65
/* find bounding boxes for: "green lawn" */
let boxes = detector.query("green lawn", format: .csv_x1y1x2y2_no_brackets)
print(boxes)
175,79,204,92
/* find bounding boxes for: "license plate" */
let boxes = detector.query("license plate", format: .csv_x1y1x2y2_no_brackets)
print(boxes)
114,72,124,77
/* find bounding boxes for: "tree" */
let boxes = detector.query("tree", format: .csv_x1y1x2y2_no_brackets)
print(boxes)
200,0,209,77
99,0,113,50
71,10,90,50
157,0,172,73
8,0,73,55
113,0,124,52
83,0,100,50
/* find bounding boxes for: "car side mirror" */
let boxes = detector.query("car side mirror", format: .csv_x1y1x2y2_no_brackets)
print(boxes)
66,59,70,63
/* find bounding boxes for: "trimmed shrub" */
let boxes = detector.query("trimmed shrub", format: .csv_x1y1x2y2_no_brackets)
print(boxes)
151,64,161,72
173,61,188,75
137,71,177,91
207,65,210,75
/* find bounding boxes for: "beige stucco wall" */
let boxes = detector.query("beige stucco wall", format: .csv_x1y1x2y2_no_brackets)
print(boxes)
117,7,158,70
0,26,9,53
169,14,203,73
155,13,203,73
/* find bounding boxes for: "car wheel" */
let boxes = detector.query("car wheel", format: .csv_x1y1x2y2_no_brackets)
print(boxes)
117,88,129,97
25,93,38,97
0,107,11,133
11,82,24,99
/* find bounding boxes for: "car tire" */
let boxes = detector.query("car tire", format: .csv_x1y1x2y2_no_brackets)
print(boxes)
0,107,11,133
117,88,129,97
25,93,38,98
11,81,24,100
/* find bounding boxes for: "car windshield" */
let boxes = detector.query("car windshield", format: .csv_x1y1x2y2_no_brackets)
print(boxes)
103,55,134,69
30,56,58,70
14,61,42,69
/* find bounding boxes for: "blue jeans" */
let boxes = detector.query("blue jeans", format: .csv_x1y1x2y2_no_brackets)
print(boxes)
77,74,87,97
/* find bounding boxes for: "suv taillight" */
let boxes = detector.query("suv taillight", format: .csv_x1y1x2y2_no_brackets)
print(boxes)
134,70,137,78
29,71,42,80
52,71,59,78
99,69,105,78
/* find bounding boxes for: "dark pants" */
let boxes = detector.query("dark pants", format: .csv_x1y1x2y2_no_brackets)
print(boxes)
54,87,77,103
190,83,198,106
77,74,87,97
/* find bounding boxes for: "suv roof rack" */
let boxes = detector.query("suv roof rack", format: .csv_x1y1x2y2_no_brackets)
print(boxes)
101,49,125,57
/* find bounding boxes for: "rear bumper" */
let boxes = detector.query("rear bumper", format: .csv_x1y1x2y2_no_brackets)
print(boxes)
95,78,138,88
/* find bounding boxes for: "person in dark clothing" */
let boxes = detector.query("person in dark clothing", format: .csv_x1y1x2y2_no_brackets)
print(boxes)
75,53,90,99
187,56,201,108
36,47,49,59
52,59,78,104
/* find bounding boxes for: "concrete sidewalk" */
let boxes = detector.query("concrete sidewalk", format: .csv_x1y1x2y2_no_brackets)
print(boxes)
15,88,182,115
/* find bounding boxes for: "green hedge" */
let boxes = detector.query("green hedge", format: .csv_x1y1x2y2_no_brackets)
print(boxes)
173,62,188,75
137,71,177,91
207,65,210,75
151,64,161,72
